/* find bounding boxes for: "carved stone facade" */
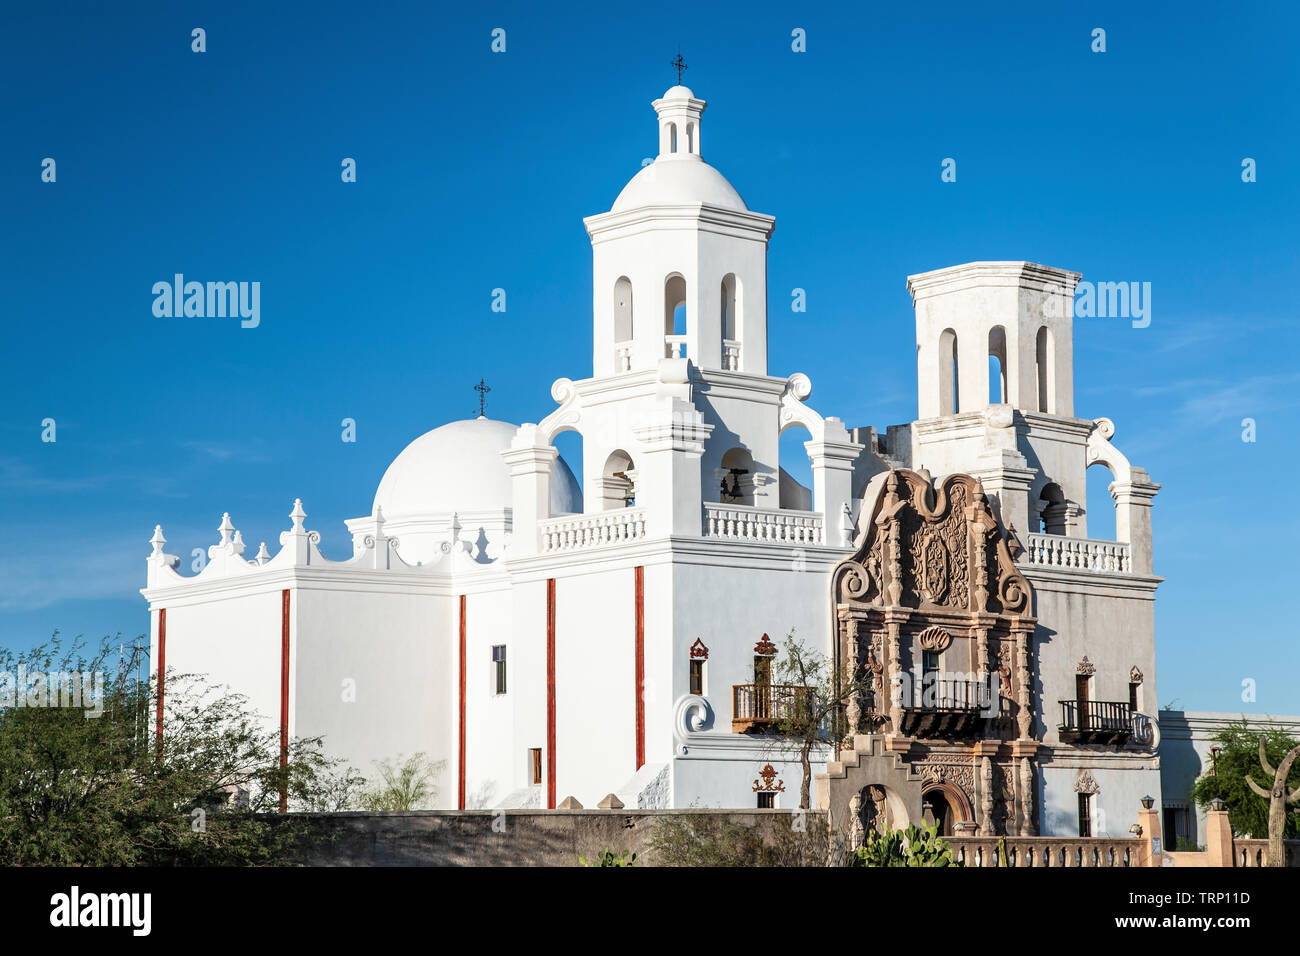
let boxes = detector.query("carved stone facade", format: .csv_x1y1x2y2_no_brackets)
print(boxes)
829,469,1039,836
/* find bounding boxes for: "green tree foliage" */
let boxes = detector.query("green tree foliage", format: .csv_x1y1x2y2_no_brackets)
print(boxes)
1190,719,1300,839
772,632,873,809
357,753,445,811
0,633,362,865
852,822,960,867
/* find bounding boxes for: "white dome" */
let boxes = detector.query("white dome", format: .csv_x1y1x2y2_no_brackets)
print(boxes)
612,158,748,213
659,84,695,99
373,417,581,518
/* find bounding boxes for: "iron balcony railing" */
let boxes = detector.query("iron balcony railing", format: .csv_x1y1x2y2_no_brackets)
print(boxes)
911,677,992,712
1059,700,1134,745
732,683,816,730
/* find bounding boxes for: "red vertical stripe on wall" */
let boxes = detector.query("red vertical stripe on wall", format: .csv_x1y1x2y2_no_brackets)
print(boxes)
634,566,645,771
280,588,290,814
458,594,467,810
546,578,556,810
155,608,166,749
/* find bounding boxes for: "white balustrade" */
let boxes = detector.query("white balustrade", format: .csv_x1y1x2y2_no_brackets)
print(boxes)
722,339,741,371
664,334,688,359
1022,532,1131,574
703,502,824,545
539,509,647,553
614,341,632,372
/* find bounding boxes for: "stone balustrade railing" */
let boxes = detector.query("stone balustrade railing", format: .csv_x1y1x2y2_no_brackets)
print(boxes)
722,338,741,371
948,836,1139,867
539,509,647,553
664,334,688,359
614,341,632,372
703,502,824,545
1022,532,1131,574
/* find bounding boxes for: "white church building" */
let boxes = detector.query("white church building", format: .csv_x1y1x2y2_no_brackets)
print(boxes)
142,83,1164,838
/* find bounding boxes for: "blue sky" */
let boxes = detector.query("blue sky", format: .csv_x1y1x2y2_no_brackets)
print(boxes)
1,1,1297,714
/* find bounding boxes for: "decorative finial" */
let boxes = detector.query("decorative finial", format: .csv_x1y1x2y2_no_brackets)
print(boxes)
671,47,687,85
150,525,166,557
218,512,234,546
474,378,491,418
256,541,270,564
290,498,306,533
232,529,246,555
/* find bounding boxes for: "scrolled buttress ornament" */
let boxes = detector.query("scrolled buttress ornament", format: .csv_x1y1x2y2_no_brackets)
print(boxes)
674,694,713,737
307,530,321,545
550,377,577,405
840,560,872,599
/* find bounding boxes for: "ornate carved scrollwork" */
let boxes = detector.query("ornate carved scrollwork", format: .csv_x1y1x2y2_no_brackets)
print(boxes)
832,469,1032,617
917,626,952,652
752,764,786,793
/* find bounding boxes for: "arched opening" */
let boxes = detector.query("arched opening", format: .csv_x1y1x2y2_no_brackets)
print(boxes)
1035,326,1054,413
778,423,813,510
664,274,687,358
552,428,584,515
988,325,1007,405
686,122,695,154
938,328,959,415
601,450,636,510
668,122,678,153
1086,463,1117,540
1038,482,1067,535
921,784,971,837
720,273,739,369
613,276,633,371
718,447,754,505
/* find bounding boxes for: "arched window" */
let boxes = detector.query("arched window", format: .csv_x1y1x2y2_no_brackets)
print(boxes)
1038,482,1067,535
613,277,633,370
1036,326,1054,413
601,450,636,510
719,447,754,505
720,273,739,369
938,329,959,415
669,122,678,153
664,274,687,358
988,326,1007,405
686,122,695,154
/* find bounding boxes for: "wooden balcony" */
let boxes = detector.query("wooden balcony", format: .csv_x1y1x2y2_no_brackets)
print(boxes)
899,677,992,738
1058,700,1133,745
732,683,815,734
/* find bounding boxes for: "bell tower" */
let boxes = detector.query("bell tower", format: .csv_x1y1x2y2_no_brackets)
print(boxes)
584,84,775,379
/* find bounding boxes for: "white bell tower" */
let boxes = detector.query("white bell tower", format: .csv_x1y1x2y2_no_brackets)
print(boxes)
584,84,775,379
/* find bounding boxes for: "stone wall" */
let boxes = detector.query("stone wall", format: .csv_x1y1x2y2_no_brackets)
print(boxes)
285,808,828,867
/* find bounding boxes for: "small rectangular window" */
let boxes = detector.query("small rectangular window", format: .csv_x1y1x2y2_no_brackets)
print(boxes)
754,656,771,686
757,792,775,809
689,659,704,696
529,748,542,785
1129,682,1140,712
1078,793,1092,837
492,645,507,695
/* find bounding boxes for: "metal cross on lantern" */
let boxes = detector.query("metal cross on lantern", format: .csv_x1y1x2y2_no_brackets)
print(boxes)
671,49,687,85
474,378,491,418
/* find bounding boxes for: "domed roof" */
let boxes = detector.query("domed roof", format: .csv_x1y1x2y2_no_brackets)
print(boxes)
659,84,695,100
612,158,748,213
373,417,581,518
